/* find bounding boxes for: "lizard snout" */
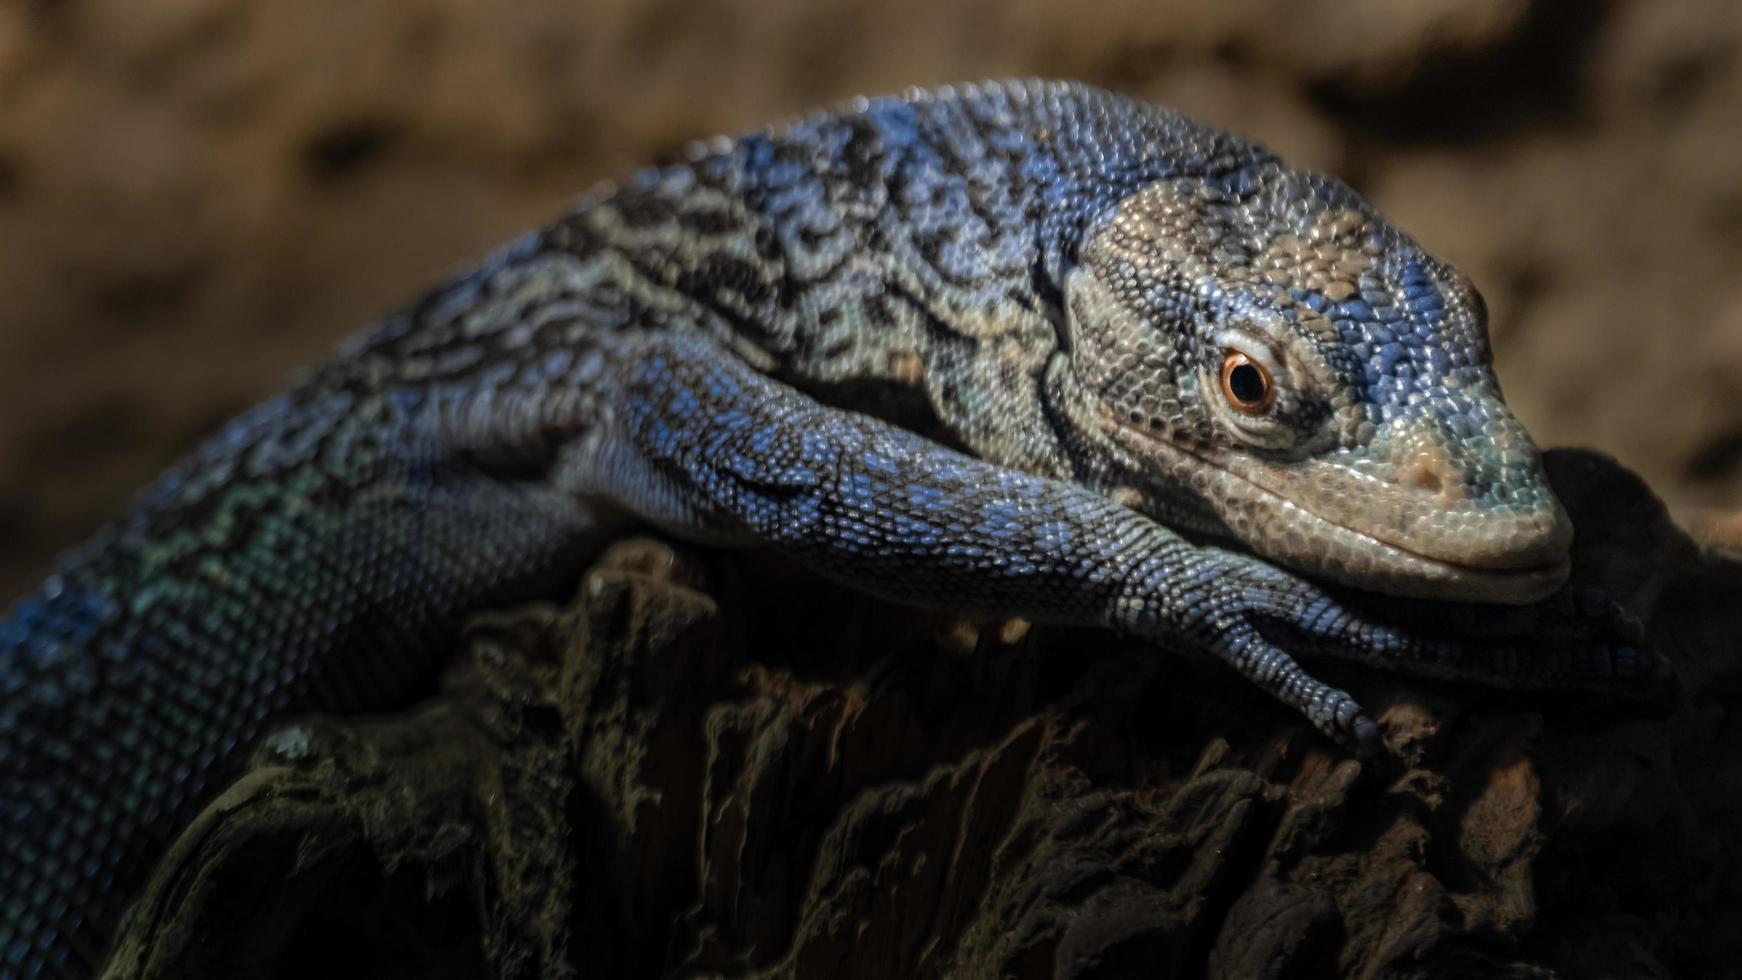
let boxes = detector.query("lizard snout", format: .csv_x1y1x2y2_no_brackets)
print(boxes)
1367,406,1574,576
1152,398,1577,604
1265,403,1576,603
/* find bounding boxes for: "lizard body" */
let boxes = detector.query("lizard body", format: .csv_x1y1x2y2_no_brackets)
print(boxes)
0,80,1644,978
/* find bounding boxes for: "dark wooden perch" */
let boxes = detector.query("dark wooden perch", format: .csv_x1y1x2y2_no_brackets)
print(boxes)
99,450,1742,979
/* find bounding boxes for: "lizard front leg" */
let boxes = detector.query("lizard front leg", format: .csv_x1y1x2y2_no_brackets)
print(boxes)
561,334,1642,752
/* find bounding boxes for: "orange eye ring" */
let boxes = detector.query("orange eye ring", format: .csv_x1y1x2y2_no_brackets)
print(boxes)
1219,349,1275,415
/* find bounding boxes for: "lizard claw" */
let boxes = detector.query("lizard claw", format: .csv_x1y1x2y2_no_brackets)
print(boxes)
1144,548,1674,744
1351,715,1382,760
1116,548,1382,750
1568,587,1646,645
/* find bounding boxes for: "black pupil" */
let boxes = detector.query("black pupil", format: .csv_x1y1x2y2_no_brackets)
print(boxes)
1228,363,1266,404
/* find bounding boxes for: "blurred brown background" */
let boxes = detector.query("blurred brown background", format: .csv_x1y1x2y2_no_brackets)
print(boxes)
1,0,1739,603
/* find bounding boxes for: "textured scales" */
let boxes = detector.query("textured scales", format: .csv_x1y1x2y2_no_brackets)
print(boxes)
0,80,1647,978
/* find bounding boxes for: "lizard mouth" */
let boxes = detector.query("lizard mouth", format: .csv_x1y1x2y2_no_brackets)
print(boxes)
1110,420,1573,604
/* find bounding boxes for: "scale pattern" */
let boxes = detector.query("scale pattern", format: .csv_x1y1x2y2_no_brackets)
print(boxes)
0,80,1646,978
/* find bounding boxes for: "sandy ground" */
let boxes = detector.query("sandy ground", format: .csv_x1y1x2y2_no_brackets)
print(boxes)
1,0,1739,601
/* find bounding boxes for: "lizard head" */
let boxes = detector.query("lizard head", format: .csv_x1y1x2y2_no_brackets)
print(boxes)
1064,168,1572,604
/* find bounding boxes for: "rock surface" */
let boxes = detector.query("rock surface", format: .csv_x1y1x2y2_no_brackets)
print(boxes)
99,450,1742,980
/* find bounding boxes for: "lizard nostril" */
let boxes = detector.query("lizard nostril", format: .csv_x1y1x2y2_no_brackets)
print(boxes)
1403,462,1445,494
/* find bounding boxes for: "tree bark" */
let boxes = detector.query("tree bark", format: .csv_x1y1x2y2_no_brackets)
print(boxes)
102,450,1742,980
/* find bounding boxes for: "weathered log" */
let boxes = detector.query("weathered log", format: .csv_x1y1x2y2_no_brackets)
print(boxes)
102,450,1742,979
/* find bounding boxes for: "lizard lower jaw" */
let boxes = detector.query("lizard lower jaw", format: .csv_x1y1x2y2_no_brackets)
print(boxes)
1320,531,1573,604
1222,477,1572,603
1227,478,1571,604
1112,424,1573,604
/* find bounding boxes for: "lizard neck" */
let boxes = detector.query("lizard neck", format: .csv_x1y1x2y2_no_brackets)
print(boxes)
545,80,1259,483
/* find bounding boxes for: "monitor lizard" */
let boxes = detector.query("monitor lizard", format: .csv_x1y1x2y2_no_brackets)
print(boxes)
0,80,1649,978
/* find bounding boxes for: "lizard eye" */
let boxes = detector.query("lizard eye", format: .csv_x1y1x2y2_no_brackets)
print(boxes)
1219,349,1275,415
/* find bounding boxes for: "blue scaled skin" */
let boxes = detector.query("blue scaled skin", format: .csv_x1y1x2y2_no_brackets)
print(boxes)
0,81,1645,978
